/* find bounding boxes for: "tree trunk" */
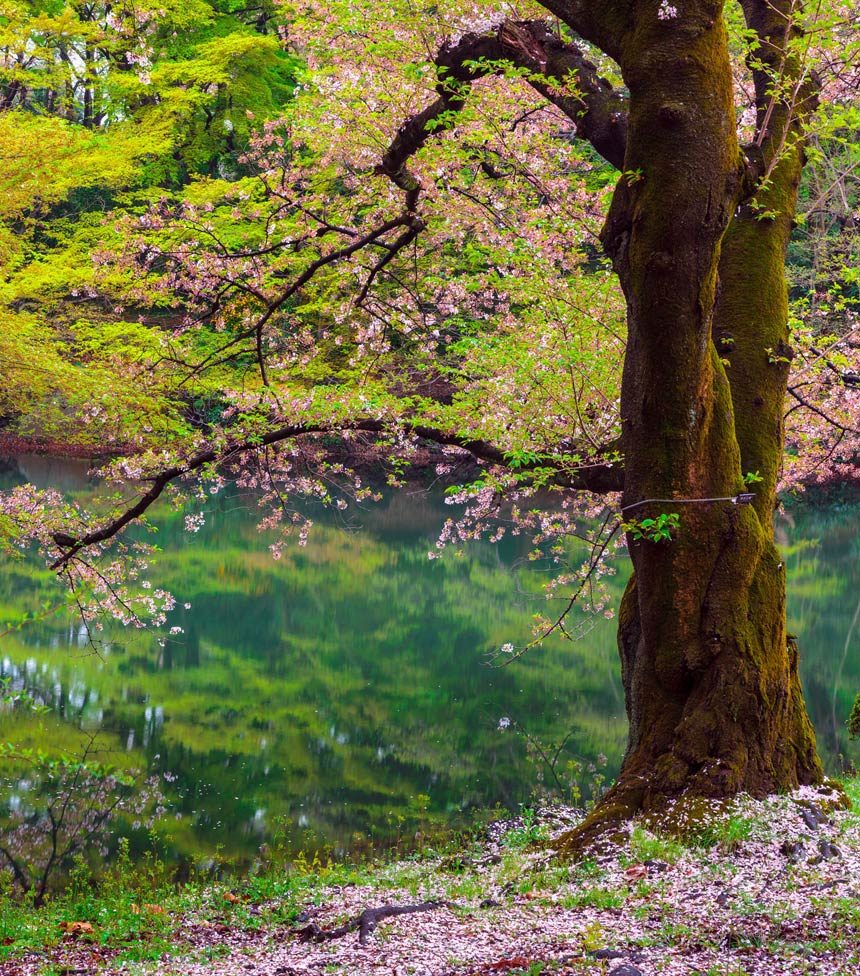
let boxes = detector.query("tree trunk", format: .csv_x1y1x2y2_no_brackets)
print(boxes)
83,44,94,128
573,2,822,833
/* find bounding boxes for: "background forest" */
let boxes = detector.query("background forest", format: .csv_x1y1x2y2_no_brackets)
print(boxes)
1,0,298,449
0,0,857,473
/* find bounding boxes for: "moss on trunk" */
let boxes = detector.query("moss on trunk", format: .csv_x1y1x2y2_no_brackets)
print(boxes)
563,0,824,849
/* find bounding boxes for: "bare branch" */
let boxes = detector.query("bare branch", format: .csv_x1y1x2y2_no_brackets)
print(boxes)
786,386,858,433
355,221,424,307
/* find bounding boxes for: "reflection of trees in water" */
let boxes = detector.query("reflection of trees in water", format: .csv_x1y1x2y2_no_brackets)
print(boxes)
13,456,93,493
157,626,201,670
0,659,104,727
832,596,860,758
1,457,858,863
780,503,860,768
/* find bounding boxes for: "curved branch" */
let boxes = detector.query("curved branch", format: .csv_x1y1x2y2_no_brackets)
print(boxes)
378,17,628,206
786,386,858,434
166,213,425,383
496,20,627,169
540,0,633,64
49,422,623,570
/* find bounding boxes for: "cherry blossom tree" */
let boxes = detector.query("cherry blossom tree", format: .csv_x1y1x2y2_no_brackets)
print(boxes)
4,0,860,842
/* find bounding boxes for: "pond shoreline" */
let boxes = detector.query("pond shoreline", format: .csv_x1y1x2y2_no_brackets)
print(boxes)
0,433,124,460
6,426,855,540
2,780,858,976
0,432,479,488
4,432,860,499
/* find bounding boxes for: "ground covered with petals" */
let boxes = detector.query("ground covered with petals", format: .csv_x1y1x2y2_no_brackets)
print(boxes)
2,781,859,976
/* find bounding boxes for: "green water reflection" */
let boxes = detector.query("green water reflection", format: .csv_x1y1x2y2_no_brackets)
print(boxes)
0,456,857,866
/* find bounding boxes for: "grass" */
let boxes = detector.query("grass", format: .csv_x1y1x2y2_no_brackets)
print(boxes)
559,886,627,910
627,825,686,864
690,813,755,850
1,778,859,973
0,845,380,964
501,807,550,849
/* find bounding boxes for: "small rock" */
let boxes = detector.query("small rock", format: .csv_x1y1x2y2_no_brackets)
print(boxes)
818,839,841,859
780,839,805,862
609,966,643,976
801,808,820,831
643,858,670,873
592,948,646,962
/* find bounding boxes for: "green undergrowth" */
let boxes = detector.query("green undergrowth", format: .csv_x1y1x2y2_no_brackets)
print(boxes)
1,780,859,971
0,816,501,964
0,847,385,964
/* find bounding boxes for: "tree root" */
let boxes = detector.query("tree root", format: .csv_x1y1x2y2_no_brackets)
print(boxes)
295,900,448,945
549,777,853,860
546,784,643,860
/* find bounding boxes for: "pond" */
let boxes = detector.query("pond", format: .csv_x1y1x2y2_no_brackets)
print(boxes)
1,455,858,870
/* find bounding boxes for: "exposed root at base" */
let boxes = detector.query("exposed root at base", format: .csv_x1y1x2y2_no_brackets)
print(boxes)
548,777,849,860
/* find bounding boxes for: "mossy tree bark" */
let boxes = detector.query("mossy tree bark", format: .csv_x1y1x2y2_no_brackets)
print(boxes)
574,0,823,828
418,1,826,821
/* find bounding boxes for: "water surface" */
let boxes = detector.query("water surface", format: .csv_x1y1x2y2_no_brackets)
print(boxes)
1,457,857,865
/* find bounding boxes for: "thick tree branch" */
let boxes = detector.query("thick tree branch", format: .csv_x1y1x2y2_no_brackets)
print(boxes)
378,17,628,205
49,422,623,570
378,96,459,208
539,0,632,63
739,0,820,182
497,20,627,170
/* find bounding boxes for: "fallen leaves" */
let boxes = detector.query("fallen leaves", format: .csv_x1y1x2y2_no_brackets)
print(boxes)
131,903,166,915
9,787,859,976
59,921,94,937
623,864,648,882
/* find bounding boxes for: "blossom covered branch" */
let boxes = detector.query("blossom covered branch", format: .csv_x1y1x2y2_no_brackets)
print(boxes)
48,419,624,571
